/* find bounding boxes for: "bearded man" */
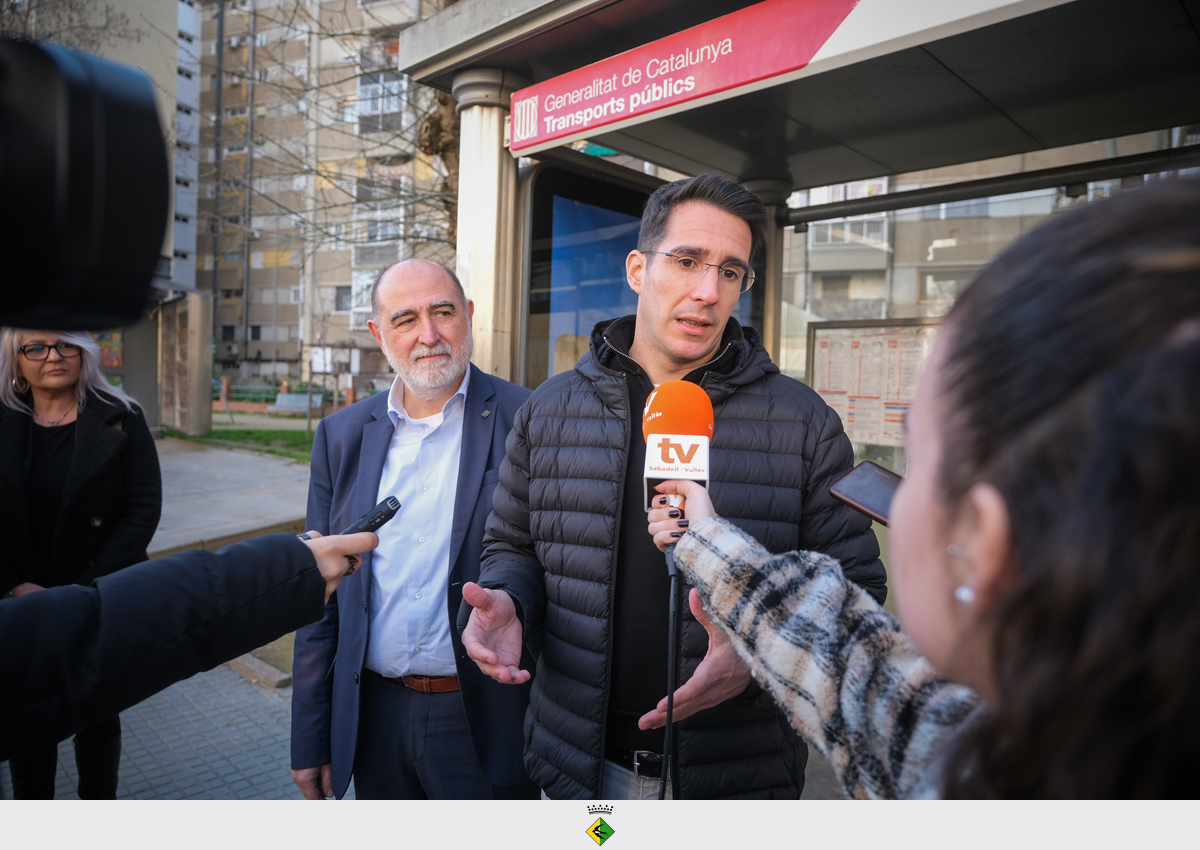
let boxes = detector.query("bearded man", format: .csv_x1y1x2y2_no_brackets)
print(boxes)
290,259,535,800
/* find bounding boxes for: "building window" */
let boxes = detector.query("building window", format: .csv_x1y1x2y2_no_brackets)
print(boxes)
290,286,302,304
224,144,246,156
256,68,269,82
221,325,235,341
250,325,261,341
173,249,190,260
221,288,243,298
351,270,374,330
335,286,352,312
177,67,193,79
357,71,407,134
227,106,247,118
174,214,191,224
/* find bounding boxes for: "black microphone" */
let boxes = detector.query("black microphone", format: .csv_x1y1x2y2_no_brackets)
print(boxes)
641,381,714,799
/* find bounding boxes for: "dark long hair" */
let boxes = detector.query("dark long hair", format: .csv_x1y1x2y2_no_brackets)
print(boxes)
936,179,1200,797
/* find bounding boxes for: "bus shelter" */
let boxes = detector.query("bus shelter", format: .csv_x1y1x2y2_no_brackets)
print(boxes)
393,0,1200,403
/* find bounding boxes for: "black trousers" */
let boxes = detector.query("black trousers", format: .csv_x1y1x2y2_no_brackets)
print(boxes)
9,714,122,799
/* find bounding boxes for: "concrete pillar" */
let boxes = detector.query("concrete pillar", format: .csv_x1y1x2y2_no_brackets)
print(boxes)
742,179,792,364
452,68,529,382
186,292,214,436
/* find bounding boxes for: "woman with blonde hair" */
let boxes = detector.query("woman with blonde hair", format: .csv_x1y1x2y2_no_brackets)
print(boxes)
0,328,161,799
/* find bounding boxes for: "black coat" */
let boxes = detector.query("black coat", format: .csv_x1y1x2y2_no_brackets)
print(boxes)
0,390,162,593
475,316,886,799
0,533,327,761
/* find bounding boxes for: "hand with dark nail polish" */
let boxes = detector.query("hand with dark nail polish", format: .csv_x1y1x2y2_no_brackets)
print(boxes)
668,509,681,518
670,531,682,538
678,520,689,528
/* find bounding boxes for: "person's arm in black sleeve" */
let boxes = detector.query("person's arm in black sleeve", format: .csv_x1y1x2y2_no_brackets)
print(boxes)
291,420,338,773
801,405,888,604
0,533,325,762
76,406,163,584
457,402,545,640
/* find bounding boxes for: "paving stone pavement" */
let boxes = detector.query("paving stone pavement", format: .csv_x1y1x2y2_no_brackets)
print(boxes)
0,662,839,800
0,665,355,800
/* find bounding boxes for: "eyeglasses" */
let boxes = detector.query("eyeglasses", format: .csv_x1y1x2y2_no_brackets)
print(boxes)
18,342,83,361
647,251,755,293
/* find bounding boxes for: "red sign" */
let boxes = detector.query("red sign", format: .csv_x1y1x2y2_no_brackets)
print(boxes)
509,0,860,154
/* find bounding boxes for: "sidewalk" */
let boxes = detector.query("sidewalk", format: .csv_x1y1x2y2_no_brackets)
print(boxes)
148,437,312,558
0,666,354,800
0,663,841,800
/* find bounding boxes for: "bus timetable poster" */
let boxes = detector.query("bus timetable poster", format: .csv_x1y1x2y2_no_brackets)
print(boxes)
810,322,940,447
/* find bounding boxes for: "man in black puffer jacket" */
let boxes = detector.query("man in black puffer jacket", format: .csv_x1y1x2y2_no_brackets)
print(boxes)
461,175,886,800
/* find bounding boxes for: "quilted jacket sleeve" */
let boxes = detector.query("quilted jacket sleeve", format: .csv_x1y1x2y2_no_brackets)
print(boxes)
802,404,888,603
675,516,981,799
471,401,547,634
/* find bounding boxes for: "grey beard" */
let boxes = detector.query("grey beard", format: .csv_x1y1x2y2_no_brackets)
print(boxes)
385,333,473,394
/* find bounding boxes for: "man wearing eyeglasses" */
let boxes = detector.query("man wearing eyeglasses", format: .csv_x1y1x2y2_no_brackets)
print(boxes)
461,174,886,800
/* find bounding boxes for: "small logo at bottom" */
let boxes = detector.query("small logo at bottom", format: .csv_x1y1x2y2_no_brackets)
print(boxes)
586,817,615,846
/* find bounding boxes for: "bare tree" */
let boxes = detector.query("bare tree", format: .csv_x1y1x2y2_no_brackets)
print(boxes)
0,0,142,52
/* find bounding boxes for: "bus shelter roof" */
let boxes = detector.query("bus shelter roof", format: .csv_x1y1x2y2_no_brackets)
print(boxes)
395,0,1200,188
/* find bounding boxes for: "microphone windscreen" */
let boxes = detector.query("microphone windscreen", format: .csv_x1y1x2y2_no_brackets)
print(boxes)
642,381,714,442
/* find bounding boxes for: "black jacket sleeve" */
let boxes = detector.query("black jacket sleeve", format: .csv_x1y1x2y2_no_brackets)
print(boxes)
0,533,324,761
464,401,546,636
802,405,889,604
76,406,163,584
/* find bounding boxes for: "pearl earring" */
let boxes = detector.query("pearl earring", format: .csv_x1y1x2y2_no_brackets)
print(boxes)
947,544,968,559
954,585,976,605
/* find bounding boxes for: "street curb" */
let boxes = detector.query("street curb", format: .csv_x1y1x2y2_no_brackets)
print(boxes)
149,517,307,560
226,652,293,690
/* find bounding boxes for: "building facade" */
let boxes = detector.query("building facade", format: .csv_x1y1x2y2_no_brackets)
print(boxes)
196,0,456,398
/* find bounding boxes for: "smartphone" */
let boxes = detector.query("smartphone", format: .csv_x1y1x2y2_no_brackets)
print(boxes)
298,496,401,540
829,462,903,527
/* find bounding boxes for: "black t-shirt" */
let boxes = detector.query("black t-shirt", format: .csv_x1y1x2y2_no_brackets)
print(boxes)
606,370,672,754
604,326,744,756
28,420,76,587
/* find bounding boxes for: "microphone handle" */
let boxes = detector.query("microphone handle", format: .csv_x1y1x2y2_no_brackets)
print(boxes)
664,542,679,578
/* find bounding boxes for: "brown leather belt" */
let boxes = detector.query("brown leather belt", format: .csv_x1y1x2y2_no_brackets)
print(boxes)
399,674,460,694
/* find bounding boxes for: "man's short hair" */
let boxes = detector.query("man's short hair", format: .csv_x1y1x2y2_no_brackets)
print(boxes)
638,173,769,261
371,259,468,319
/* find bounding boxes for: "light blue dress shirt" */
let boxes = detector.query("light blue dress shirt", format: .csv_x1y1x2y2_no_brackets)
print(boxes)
364,369,469,678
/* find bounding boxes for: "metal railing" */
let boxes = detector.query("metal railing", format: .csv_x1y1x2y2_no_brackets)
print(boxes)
212,382,382,405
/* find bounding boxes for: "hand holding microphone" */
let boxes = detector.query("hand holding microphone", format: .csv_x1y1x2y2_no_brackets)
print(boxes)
647,481,715,552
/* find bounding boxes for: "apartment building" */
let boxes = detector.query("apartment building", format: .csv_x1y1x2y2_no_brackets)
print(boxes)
197,0,453,395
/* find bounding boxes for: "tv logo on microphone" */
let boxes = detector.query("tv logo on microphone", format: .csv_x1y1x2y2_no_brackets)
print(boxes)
656,437,700,465
644,433,709,478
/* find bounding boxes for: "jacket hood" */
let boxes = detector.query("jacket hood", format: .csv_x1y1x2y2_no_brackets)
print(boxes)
577,315,778,404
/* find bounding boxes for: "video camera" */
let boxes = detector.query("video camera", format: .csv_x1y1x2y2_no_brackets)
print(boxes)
0,37,168,330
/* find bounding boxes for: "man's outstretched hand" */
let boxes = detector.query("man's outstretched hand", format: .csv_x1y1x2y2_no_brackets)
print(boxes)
462,582,531,685
637,588,752,730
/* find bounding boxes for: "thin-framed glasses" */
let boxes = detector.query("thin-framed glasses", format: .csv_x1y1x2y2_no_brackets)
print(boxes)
646,251,755,293
18,342,83,361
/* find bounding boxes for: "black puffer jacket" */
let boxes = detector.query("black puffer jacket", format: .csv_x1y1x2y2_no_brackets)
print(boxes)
479,316,885,799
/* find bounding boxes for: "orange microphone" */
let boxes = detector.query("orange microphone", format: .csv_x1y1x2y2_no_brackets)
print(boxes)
641,381,714,511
